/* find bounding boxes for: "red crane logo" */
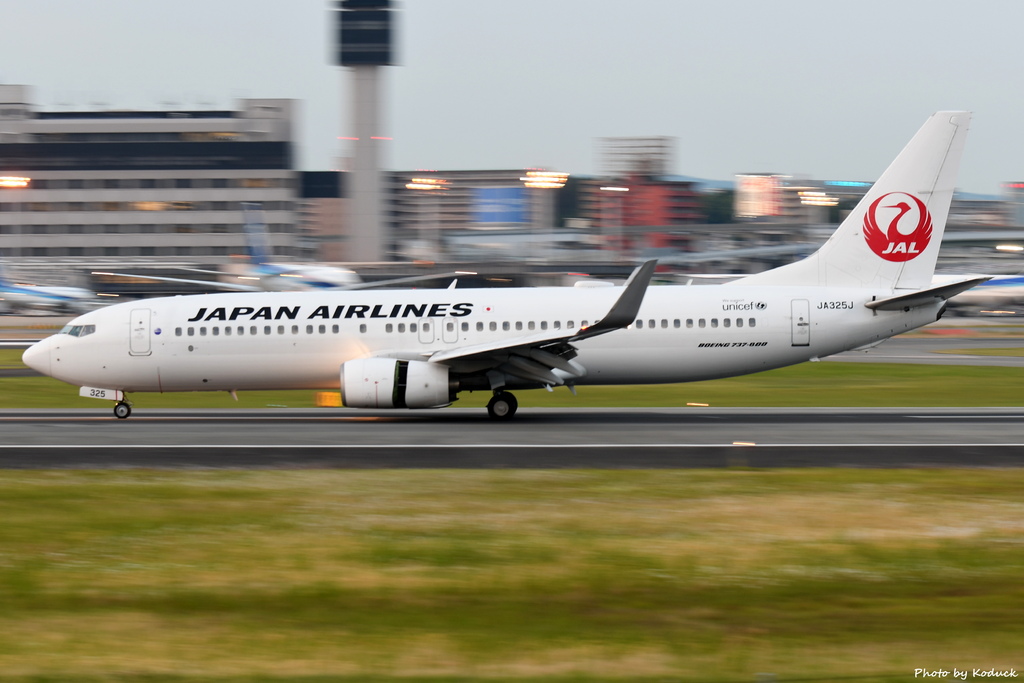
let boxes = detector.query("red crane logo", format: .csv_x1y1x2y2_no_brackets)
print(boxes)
863,192,932,262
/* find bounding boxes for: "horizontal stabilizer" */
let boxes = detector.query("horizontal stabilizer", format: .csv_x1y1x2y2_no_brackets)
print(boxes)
865,276,991,311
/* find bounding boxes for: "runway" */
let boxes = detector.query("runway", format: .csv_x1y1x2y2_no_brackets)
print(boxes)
2,407,1023,468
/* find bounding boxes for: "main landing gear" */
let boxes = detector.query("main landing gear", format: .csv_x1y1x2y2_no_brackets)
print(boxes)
113,400,132,420
486,391,518,420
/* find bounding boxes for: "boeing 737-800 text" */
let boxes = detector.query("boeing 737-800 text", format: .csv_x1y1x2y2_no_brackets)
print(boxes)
23,112,987,419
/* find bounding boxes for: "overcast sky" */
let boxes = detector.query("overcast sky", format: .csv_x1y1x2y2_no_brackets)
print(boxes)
3,0,1022,194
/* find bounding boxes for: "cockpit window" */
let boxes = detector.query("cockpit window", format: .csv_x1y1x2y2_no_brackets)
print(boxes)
59,324,96,338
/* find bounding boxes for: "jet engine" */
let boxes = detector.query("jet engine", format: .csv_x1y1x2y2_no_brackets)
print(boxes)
340,358,453,409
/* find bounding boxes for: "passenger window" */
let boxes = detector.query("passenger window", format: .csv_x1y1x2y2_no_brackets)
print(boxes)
264,326,271,335
711,319,718,328
200,327,207,336
461,322,469,332
359,324,367,333
723,319,731,328
175,327,182,337
698,319,706,329
386,323,393,333
223,327,231,336
248,326,255,335
648,319,654,328
277,325,284,334
661,319,668,329
398,323,406,333
686,319,693,328
305,325,313,334
410,323,418,333
554,321,561,330
528,321,535,330
637,320,644,329
737,318,744,328
332,324,339,334
447,322,455,332
502,322,510,331
674,319,681,328
319,325,326,334
423,323,430,332
292,325,299,335
749,318,757,328
489,322,497,332
515,321,522,331
476,322,484,332
567,321,574,329
541,321,548,330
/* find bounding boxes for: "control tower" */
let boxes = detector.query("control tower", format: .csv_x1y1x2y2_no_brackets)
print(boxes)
335,0,395,262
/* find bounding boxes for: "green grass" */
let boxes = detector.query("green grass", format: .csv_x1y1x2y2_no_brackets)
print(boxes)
0,469,1021,681
4,346,1024,408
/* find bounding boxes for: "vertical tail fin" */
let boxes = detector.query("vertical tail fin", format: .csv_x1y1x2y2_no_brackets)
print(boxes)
732,111,970,290
240,202,272,266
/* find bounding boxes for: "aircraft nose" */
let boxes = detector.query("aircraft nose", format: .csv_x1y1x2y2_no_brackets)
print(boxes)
22,339,51,377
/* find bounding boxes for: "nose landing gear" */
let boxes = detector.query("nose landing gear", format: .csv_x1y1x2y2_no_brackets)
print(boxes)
113,400,132,420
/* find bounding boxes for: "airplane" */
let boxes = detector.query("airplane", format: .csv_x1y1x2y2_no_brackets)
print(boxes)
94,203,469,293
945,274,1024,312
0,261,96,314
23,111,989,420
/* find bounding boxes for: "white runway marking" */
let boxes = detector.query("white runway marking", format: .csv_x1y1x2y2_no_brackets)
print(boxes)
2,443,1024,449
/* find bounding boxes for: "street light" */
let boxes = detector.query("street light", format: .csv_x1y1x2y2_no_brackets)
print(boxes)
520,171,569,262
405,177,448,260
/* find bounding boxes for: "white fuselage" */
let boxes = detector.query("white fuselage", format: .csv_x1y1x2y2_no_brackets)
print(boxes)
25,284,940,395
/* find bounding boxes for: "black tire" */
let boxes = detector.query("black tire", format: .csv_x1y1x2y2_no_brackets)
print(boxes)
486,392,518,420
113,402,132,419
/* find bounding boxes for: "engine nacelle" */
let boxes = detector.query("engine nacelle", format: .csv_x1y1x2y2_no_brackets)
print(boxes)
340,358,453,409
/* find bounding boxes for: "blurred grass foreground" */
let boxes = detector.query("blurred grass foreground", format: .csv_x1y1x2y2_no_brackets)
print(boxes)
0,469,1022,681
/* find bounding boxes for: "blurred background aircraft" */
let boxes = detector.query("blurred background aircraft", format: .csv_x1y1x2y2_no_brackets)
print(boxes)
0,261,96,314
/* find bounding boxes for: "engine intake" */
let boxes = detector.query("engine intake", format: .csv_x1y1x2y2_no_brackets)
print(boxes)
340,358,453,409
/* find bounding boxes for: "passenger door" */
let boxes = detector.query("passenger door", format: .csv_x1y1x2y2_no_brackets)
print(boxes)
129,308,152,356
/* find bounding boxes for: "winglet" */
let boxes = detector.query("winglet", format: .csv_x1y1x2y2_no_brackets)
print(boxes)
572,260,657,340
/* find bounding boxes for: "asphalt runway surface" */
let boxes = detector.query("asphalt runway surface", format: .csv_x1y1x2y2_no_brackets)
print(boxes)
4,319,1023,468
2,407,1023,469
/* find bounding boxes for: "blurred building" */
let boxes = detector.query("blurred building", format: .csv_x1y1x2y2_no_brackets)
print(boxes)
735,174,1011,228
0,85,299,280
1001,183,1024,226
387,169,568,262
297,171,346,262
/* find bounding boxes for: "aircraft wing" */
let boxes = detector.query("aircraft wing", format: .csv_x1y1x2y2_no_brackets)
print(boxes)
92,271,261,292
427,261,656,388
339,271,477,290
93,269,476,293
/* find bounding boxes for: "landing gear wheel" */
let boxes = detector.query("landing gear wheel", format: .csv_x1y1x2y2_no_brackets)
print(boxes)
113,402,132,420
486,391,518,420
